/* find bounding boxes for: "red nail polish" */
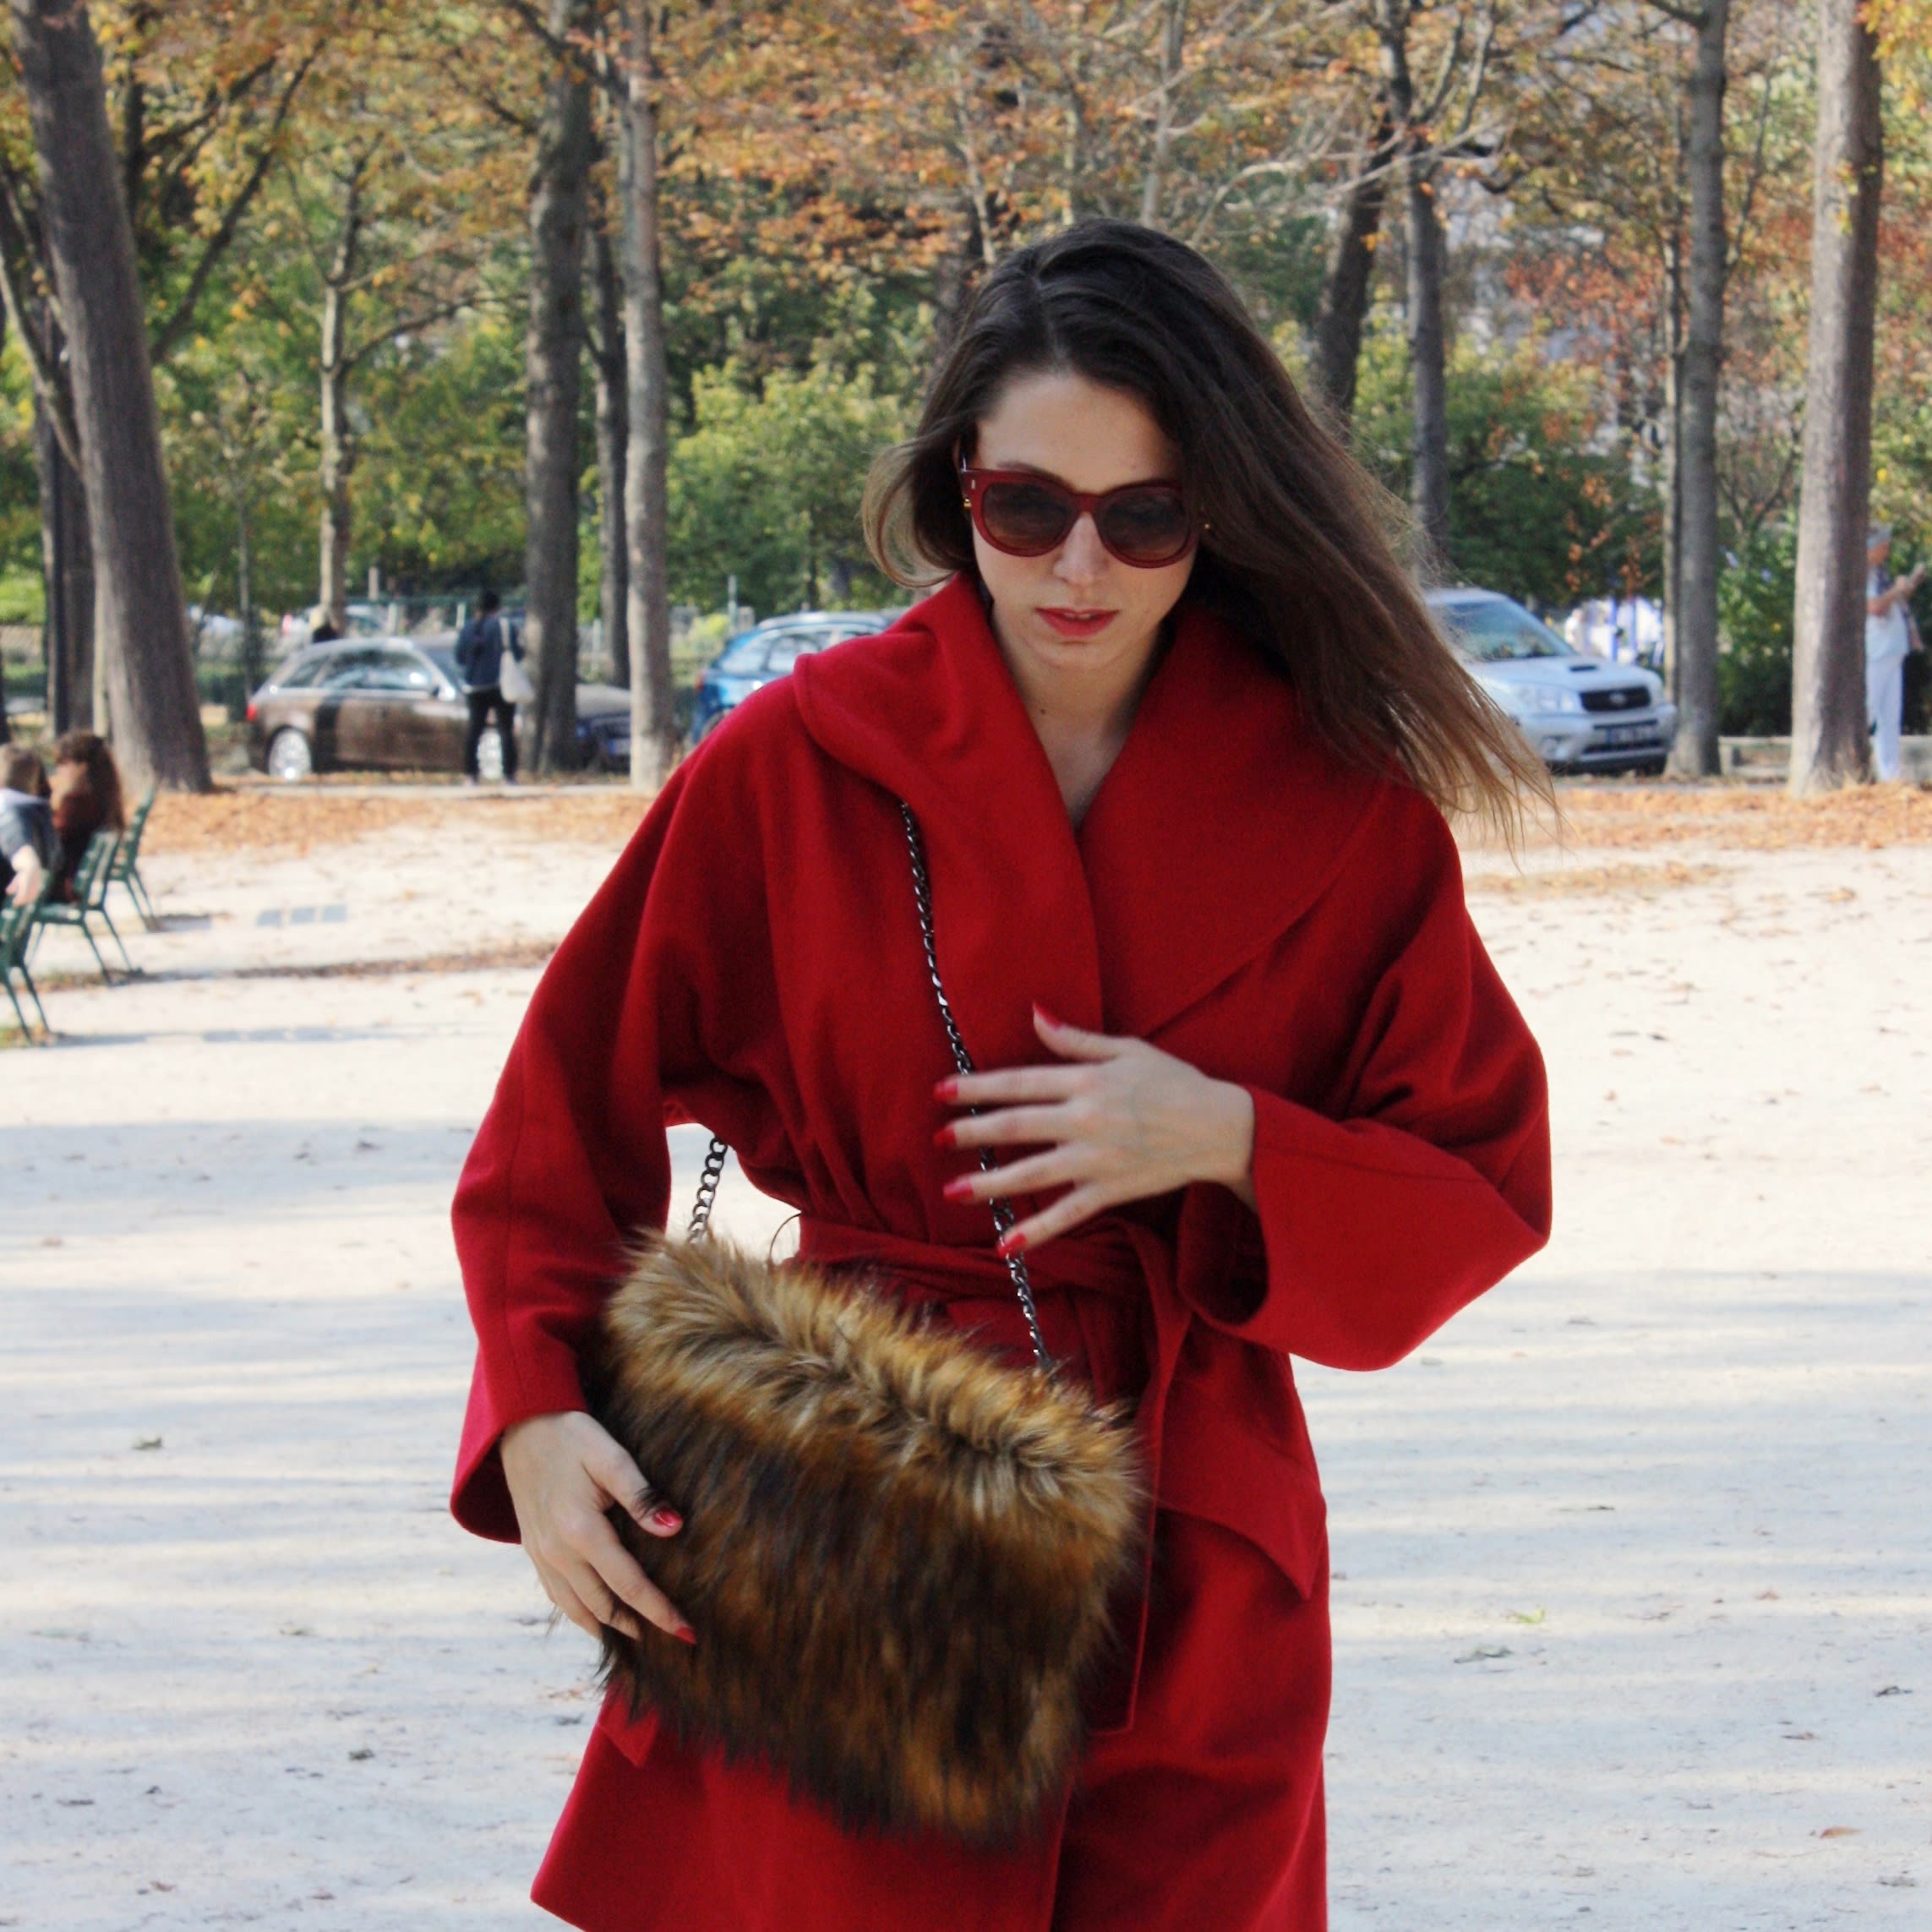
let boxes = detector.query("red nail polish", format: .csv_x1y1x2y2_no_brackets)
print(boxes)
933,1077,959,1101
674,1624,697,1645
1034,1005,1063,1029
996,1230,1028,1258
933,1124,958,1149
942,1176,975,1202
646,1507,682,1533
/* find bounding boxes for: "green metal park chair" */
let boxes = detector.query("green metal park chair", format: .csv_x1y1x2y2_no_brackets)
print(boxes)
2,865,53,1042
109,788,160,930
32,828,132,984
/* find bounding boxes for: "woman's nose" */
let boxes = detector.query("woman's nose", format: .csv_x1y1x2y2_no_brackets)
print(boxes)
1056,513,1108,581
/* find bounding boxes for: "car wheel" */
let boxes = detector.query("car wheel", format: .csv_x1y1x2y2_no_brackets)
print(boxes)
266,728,314,782
478,727,506,783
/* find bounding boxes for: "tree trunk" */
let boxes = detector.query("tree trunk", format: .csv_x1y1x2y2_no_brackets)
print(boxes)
35,378,95,734
590,204,630,690
620,0,677,792
1657,254,1683,696
316,201,358,632
1668,0,1729,778
1789,0,1883,794
524,0,594,772
1310,119,1394,430
1404,154,1451,574
1374,2,1449,573
930,198,986,363
10,0,208,791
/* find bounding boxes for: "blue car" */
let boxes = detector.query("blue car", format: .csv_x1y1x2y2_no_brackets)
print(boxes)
691,611,901,742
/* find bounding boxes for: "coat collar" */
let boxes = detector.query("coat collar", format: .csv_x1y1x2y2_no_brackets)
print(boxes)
791,574,1385,1051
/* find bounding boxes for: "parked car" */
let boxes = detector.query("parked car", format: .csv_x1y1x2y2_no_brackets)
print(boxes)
245,637,633,779
1427,587,1678,776
691,611,903,742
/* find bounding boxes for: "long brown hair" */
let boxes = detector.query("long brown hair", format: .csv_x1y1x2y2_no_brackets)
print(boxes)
864,219,1550,840
52,730,127,832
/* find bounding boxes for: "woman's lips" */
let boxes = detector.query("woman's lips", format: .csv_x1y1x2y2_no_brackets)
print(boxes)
1039,608,1117,637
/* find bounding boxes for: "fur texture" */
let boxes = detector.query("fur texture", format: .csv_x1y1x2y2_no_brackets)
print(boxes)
585,1236,1144,1842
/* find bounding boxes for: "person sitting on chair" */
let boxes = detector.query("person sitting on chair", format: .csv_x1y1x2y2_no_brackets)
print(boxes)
48,730,127,902
0,745,57,908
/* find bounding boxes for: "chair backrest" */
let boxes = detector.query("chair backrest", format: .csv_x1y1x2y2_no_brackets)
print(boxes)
74,829,117,908
110,792,155,876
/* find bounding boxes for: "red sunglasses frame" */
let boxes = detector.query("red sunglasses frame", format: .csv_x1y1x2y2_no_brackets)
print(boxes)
957,459,1201,568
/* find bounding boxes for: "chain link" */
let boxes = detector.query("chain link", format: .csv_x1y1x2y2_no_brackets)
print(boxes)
899,803,1054,1371
686,1134,729,1243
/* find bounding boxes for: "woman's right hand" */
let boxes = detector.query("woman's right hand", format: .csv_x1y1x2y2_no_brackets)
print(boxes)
499,1411,694,1645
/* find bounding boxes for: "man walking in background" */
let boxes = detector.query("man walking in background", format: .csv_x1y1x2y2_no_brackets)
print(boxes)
1866,528,1924,783
455,591,524,785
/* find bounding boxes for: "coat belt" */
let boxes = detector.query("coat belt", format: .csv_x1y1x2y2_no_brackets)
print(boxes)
796,1212,1192,1734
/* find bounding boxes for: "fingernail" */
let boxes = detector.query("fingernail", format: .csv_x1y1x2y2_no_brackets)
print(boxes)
674,1624,696,1645
942,1176,975,1201
933,1124,958,1149
646,1507,682,1533
996,1230,1028,1258
933,1077,959,1101
1034,1005,1062,1029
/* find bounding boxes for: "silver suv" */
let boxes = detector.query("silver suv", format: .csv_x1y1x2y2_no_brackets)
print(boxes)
1429,588,1677,776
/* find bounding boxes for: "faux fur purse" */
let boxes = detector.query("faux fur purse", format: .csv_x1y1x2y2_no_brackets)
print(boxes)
584,806,1143,1842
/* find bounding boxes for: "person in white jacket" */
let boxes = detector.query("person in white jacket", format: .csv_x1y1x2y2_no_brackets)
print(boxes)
1866,528,1924,783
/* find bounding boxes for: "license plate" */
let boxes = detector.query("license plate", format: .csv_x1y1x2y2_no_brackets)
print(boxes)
1600,723,1659,748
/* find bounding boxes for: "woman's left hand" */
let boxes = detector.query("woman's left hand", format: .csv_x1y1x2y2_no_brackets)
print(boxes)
936,1007,1257,1256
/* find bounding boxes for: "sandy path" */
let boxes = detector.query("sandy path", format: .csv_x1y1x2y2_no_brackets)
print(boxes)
2,792,1928,1928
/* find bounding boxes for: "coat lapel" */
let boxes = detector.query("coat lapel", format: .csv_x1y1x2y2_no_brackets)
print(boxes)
1077,599,1385,1038
791,576,1388,1059
791,576,1104,1073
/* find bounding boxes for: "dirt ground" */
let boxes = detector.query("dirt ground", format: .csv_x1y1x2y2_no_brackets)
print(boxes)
3,778,1928,1929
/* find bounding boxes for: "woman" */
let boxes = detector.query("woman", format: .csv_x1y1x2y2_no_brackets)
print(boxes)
47,730,125,900
452,220,1552,1931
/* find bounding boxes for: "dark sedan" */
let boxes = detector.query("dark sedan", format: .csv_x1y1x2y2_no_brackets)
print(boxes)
245,637,632,779
691,611,902,741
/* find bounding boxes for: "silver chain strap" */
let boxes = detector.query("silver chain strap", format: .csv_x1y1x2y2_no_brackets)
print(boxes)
682,801,1054,1373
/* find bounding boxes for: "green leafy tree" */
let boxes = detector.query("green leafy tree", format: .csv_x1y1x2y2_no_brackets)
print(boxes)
667,356,909,617
1351,327,1659,609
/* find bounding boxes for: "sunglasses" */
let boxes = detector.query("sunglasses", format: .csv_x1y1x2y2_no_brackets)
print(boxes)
958,459,1199,569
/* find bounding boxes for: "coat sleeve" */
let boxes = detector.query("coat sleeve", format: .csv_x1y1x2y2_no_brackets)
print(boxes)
1178,794,1551,1371
448,727,780,1541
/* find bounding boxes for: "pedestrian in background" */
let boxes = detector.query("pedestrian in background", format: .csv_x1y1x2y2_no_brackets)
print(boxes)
455,590,525,784
1865,527,1924,783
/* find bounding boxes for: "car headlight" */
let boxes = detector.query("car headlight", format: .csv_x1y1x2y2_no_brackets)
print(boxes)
1493,681,1583,716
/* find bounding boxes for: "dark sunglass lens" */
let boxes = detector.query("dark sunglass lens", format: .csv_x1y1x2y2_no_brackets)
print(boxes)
979,480,1074,554
1098,488,1192,564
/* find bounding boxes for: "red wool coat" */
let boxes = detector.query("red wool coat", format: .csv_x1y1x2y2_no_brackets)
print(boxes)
451,574,1552,1931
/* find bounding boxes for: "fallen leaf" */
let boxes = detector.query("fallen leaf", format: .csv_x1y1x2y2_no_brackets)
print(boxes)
1455,1645,1514,1663
1818,1827,1860,1839
134,1436,162,1451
